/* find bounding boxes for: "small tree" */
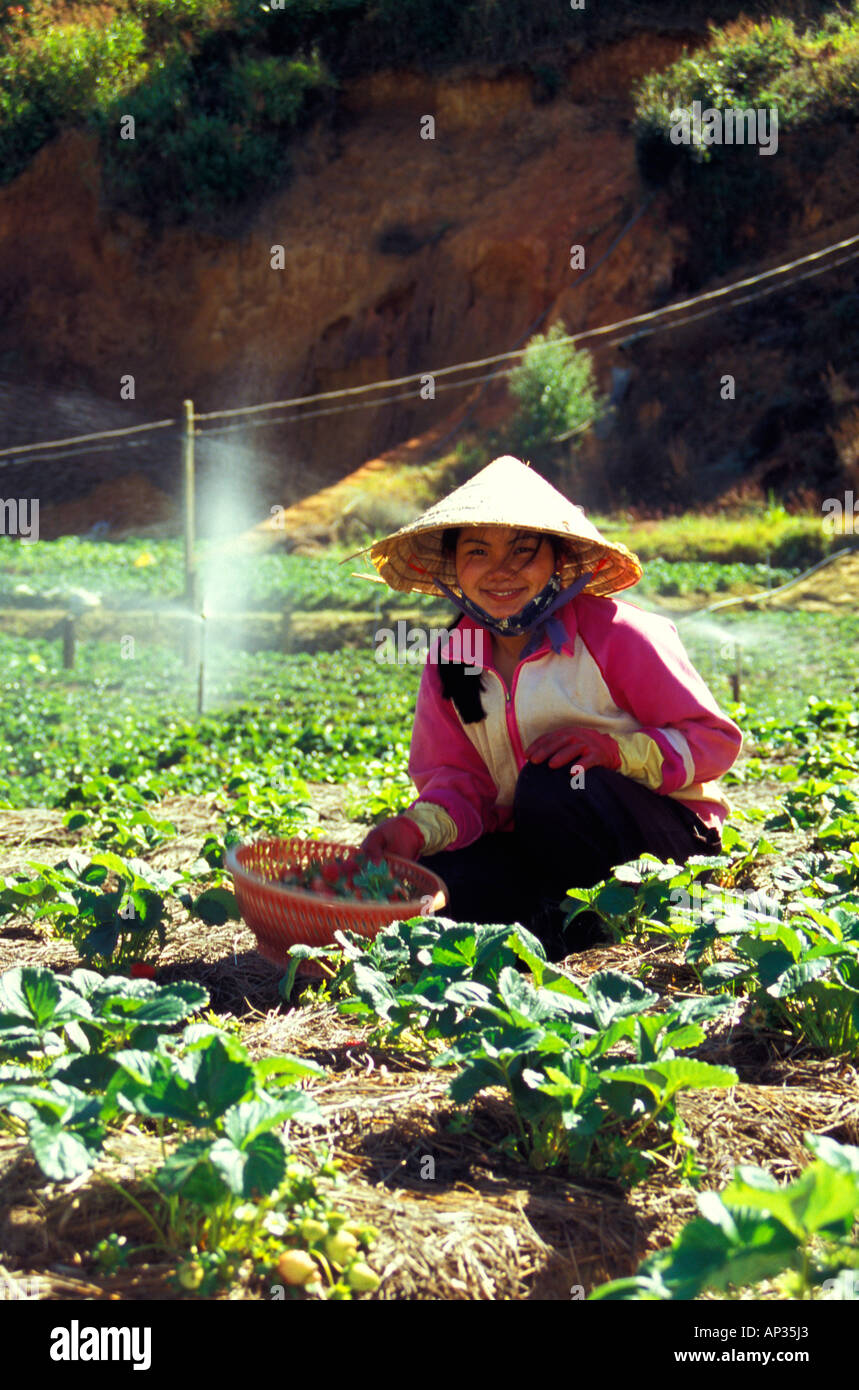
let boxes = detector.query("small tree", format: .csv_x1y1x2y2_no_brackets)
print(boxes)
506,322,604,460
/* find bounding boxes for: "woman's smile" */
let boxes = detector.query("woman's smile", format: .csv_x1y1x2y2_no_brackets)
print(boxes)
480,584,527,605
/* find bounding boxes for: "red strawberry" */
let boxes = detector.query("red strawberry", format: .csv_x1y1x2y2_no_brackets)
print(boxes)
130,962,156,980
321,863,340,884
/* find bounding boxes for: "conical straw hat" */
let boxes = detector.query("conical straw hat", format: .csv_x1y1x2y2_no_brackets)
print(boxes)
351,456,641,598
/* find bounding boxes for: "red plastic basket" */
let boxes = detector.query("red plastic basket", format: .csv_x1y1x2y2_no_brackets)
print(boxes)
226,837,449,978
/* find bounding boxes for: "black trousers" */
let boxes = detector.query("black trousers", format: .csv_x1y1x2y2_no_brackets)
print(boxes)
418,761,722,958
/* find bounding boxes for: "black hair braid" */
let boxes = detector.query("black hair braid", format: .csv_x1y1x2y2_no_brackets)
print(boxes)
437,615,487,723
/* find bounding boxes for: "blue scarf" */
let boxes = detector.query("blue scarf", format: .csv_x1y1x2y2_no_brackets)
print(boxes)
431,569,596,660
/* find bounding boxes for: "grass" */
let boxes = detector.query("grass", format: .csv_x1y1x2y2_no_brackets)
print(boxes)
592,508,840,568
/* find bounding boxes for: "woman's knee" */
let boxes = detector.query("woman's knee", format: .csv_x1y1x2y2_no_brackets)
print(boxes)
514,758,619,824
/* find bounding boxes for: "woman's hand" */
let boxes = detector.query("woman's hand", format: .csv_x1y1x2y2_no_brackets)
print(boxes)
360,815,425,862
525,726,621,772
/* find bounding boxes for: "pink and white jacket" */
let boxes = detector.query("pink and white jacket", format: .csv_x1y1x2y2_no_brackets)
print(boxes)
403,593,743,855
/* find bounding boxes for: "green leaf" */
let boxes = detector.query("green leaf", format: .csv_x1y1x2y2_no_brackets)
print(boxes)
431,926,477,969
46,1052,118,1092
90,978,208,1027
0,1078,98,1123
29,1119,97,1181
766,958,832,998
448,1059,502,1104
586,971,658,1029
443,979,493,1009
660,1023,705,1052
191,887,240,925
254,1054,325,1085
497,966,543,1024
645,1200,800,1298
589,1274,669,1301
594,882,636,918
156,1139,226,1204
179,1035,255,1120
723,1162,859,1239
67,968,104,999
351,960,399,1016
603,1058,738,1104
209,1132,286,1198
89,851,133,879
805,1134,859,1176
221,1097,312,1148
82,921,120,959
700,961,748,987
0,967,90,1030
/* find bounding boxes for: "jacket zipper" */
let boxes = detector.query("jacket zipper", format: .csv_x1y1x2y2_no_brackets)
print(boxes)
484,658,535,767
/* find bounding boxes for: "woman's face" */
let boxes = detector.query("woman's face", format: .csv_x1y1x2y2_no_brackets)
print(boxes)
455,527,556,618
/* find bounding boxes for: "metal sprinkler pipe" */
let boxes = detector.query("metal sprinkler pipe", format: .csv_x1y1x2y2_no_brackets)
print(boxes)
197,604,206,717
730,640,742,702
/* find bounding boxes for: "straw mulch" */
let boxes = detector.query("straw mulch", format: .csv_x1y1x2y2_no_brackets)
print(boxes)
3,795,859,1300
2,987,856,1302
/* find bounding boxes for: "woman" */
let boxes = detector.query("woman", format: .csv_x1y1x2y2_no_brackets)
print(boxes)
358,456,742,956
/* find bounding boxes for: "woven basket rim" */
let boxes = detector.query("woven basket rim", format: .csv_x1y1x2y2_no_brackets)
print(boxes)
226,837,447,915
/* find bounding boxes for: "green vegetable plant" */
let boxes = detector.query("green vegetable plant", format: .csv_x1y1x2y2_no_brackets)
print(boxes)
701,901,859,1055
590,1134,859,1300
0,849,239,971
439,948,736,1179
59,777,178,854
0,963,375,1297
287,920,737,1180
562,853,735,949
0,965,211,1176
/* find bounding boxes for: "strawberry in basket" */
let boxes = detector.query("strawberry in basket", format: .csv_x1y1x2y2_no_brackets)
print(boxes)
278,850,411,903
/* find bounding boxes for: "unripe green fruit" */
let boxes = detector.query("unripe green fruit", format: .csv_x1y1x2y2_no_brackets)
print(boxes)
300,1218,329,1244
277,1250,318,1286
177,1261,204,1290
347,1262,381,1292
324,1230,359,1266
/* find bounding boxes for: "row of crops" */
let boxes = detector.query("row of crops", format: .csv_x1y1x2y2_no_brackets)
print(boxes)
0,537,799,609
3,602,859,808
1,528,859,1304
1,689,858,1298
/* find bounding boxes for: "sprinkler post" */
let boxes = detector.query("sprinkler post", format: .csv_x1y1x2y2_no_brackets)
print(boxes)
729,640,742,702
61,613,76,670
197,605,206,716
183,399,196,605
181,399,202,668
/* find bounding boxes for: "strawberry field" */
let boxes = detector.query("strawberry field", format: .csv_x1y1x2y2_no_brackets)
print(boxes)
2,542,859,1310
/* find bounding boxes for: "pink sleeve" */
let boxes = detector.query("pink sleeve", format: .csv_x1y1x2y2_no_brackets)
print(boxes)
407,660,500,850
575,597,743,793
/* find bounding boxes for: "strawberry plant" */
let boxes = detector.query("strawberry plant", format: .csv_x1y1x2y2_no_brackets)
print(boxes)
702,901,859,1055
590,1134,859,1300
0,966,210,1176
562,853,732,946
287,920,737,1179
0,963,381,1297
0,849,239,971
59,777,178,854
438,950,736,1178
